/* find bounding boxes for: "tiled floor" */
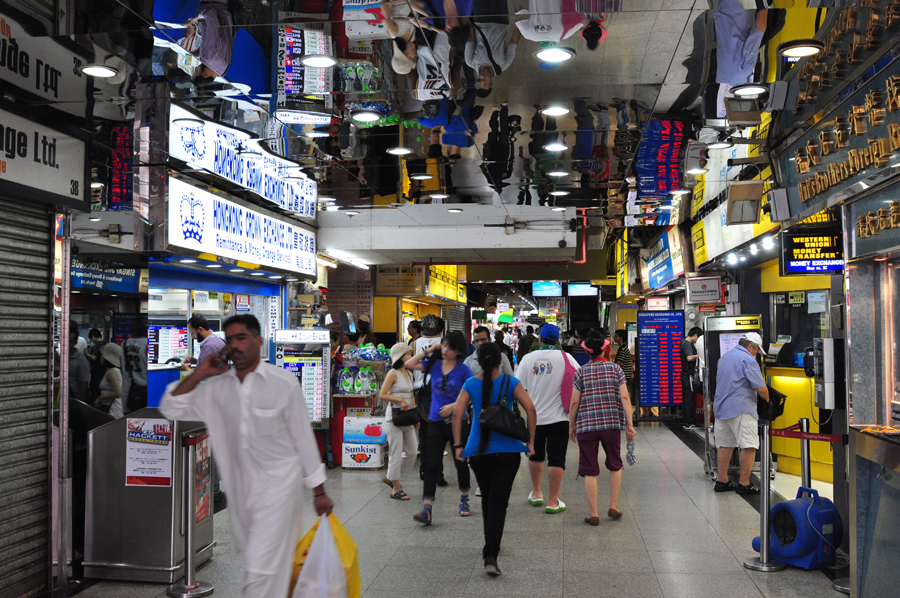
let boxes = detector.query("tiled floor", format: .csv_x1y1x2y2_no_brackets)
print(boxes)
77,423,845,598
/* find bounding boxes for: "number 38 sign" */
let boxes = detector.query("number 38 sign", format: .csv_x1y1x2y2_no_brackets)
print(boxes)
0,103,89,210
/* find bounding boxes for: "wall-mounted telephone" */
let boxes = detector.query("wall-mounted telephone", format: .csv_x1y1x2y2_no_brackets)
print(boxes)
803,346,815,378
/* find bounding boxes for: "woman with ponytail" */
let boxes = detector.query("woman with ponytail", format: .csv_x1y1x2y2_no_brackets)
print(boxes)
452,341,536,577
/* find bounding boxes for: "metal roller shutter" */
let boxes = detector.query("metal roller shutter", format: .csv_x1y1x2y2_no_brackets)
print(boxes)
0,199,54,598
442,305,466,335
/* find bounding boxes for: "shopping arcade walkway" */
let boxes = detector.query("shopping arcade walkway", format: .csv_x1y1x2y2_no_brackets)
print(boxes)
77,423,843,598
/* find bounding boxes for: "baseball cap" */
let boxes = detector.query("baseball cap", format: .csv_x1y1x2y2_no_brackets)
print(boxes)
741,332,767,355
540,323,560,342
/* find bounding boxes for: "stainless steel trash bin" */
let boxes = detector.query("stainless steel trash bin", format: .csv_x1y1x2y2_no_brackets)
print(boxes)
84,408,215,582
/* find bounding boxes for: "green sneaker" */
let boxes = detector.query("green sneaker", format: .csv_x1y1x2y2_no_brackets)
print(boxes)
545,500,567,514
527,491,544,506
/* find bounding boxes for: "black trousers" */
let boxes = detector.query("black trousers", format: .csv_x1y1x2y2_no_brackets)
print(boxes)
423,420,470,500
681,374,695,424
418,418,443,479
469,452,521,560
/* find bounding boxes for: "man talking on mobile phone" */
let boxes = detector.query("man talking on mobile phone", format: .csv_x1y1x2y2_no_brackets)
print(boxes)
160,314,333,597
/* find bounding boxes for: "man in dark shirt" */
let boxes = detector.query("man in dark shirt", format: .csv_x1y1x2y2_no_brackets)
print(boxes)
517,325,536,363
84,328,108,401
494,329,514,363
680,327,704,429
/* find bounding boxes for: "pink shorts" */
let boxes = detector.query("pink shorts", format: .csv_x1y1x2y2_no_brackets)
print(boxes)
577,429,623,476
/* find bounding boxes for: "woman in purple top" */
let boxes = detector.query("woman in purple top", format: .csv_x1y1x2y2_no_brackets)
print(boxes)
406,331,473,524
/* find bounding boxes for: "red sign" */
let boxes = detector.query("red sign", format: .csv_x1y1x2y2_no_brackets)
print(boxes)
699,305,717,313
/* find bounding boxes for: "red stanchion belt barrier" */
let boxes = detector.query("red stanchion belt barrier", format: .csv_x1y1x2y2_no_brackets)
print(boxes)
769,423,847,444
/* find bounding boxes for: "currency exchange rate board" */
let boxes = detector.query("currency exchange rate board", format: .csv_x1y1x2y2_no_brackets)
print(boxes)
637,311,684,406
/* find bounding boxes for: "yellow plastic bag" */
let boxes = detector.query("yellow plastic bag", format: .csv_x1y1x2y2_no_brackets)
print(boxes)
289,514,360,598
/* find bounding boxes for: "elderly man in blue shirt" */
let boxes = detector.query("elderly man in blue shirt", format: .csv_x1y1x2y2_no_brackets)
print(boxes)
713,332,769,494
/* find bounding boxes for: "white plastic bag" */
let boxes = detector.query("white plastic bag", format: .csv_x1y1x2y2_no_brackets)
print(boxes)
292,515,348,598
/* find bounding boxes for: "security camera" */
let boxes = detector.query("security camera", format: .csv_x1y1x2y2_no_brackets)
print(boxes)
558,240,567,248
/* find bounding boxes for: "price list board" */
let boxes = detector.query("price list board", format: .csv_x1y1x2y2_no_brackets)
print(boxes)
282,349,327,421
148,326,188,365
637,311,684,406
277,28,332,96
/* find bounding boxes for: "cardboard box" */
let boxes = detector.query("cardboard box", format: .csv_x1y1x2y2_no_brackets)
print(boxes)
342,443,384,469
343,417,387,444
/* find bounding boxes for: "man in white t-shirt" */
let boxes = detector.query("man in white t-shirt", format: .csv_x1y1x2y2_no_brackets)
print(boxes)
516,323,580,513
412,314,447,485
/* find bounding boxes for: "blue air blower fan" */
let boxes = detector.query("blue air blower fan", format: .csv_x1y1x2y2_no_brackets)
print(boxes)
752,487,842,570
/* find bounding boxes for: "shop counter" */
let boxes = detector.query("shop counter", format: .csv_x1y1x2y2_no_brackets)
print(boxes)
850,427,900,597
148,364,183,409
767,366,833,483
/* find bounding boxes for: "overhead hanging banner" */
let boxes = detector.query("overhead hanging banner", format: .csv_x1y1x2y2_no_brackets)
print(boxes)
71,258,145,293
646,227,685,290
166,177,317,276
168,103,317,219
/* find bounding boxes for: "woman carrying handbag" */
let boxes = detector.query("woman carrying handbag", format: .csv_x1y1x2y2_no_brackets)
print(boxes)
379,343,420,500
452,342,537,577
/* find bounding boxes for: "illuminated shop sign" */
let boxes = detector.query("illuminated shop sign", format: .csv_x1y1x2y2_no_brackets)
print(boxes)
168,104,317,218
166,177,316,276
780,230,844,275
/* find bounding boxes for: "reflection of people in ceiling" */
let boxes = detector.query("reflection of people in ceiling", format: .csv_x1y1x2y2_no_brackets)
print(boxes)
527,107,564,203
156,3,235,86
481,104,517,193
408,0,473,49
572,98,611,187
514,0,609,43
418,99,479,159
713,0,767,114
392,29,453,101
464,0,520,96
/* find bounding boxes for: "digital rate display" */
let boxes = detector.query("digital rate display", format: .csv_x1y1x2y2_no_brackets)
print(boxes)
637,311,684,407
780,230,844,275
280,347,326,421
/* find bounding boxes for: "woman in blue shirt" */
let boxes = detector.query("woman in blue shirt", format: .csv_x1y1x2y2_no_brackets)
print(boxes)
452,342,536,577
406,331,473,524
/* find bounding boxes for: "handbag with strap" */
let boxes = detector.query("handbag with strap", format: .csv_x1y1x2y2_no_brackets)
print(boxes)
415,353,440,422
390,371,421,427
478,374,529,454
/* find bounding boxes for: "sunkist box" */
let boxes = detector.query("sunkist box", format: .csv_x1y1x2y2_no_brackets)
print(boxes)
343,417,387,444
342,443,385,469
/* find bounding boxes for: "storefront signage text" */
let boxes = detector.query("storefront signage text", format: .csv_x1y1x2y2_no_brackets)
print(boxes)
71,258,146,294
167,177,316,276
780,230,844,275
686,276,723,304
646,227,684,290
168,104,317,218
374,265,426,295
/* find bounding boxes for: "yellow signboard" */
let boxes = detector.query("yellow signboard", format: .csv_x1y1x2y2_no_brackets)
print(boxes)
456,283,467,304
789,291,806,304
615,230,629,299
428,265,459,302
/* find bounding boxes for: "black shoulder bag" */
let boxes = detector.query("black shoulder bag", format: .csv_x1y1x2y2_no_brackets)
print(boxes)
391,372,422,427
478,374,529,454
415,352,440,422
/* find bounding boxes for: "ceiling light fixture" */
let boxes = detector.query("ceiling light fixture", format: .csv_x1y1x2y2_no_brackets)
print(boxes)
230,268,244,272
251,272,266,276
172,117,205,126
179,259,197,264
299,54,338,68
316,257,338,269
447,208,463,213
726,253,738,265
351,110,382,123
730,82,769,97
687,167,708,175
670,189,690,196
429,193,448,199
761,236,776,250
317,196,336,203
550,190,569,196
206,264,222,268
345,211,360,216
543,142,568,152
534,46,575,63
540,107,570,116
387,147,413,156
80,63,118,77
325,206,339,211
551,207,567,211
269,274,283,279
89,217,102,222
285,277,299,282
90,181,104,189
777,39,825,58
411,173,434,180
548,170,569,177
326,250,370,270
304,131,331,138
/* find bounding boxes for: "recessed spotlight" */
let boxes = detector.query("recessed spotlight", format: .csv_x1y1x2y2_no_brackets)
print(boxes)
548,170,569,177
411,173,434,180
777,39,825,58
761,237,776,250
551,207,567,211
730,83,768,97
304,131,330,138
429,193,448,199
541,107,570,116
534,47,575,63
91,181,103,189
550,190,569,196
387,147,413,156
687,167,708,175
269,274,283,279
179,259,197,264
299,54,338,68
251,272,266,276
172,117,205,126
230,268,244,272
351,110,382,123
345,211,360,216
89,217,102,222
326,206,339,211
707,140,734,150
543,142,568,152
739,256,747,262
80,64,118,77
447,208,463,213
670,189,690,196
874,256,889,261
206,264,222,268
286,277,299,282
726,253,738,265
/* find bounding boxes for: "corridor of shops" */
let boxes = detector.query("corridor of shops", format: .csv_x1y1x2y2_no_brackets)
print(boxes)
74,424,842,598
2,0,899,597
